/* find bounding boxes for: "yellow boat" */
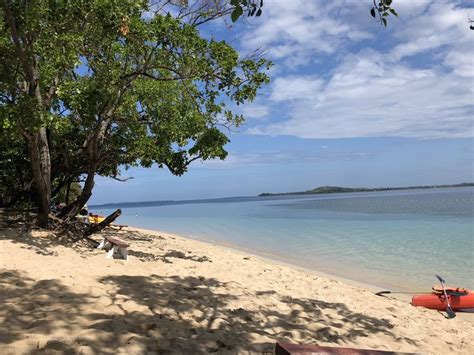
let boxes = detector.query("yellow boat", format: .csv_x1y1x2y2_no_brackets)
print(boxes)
89,214,105,224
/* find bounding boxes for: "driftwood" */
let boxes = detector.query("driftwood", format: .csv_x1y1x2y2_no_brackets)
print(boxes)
48,209,121,246
84,209,122,237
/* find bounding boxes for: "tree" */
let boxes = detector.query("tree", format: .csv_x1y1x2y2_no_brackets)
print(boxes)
56,182,82,206
0,0,270,227
0,131,33,207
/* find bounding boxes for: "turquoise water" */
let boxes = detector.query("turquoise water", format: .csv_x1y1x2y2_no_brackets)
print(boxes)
95,188,474,290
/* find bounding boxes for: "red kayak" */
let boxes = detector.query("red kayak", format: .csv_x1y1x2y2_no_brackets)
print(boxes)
412,286,474,311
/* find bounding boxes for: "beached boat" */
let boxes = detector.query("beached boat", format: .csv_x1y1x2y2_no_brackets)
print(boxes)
412,287,474,311
89,214,105,224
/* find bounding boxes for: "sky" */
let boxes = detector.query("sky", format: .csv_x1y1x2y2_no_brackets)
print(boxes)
91,0,474,204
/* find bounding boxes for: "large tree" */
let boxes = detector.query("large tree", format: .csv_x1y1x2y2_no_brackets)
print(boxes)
1,0,403,228
0,0,270,227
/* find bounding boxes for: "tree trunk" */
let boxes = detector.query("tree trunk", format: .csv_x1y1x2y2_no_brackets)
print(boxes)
60,169,95,219
84,209,121,236
65,179,71,205
27,128,51,228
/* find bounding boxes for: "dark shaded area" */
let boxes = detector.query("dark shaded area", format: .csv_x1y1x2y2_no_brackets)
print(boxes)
100,228,212,263
0,266,411,353
0,211,99,257
123,248,212,264
0,212,211,264
0,270,89,352
97,274,403,353
0,223,95,258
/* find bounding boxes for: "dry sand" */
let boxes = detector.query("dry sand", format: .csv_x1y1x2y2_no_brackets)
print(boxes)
0,219,473,354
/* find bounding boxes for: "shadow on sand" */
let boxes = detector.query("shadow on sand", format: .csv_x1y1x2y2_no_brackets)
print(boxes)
0,213,409,353
0,266,405,353
0,270,90,353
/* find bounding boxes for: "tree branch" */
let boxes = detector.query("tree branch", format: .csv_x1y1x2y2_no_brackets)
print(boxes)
111,176,134,182
1,0,32,81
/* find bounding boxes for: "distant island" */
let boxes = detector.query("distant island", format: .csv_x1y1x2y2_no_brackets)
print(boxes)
259,183,474,197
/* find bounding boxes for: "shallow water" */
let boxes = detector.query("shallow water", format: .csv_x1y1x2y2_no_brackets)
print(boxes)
95,187,474,290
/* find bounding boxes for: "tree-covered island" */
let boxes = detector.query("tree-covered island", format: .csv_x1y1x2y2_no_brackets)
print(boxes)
259,183,474,196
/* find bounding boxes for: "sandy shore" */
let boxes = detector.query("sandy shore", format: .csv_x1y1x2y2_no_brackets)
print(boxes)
0,219,473,354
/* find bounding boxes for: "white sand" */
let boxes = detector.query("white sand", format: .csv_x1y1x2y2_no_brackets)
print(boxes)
0,223,473,354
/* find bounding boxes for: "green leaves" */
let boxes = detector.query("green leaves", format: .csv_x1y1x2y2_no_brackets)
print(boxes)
1,0,270,210
230,0,264,22
370,1,398,27
231,5,243,22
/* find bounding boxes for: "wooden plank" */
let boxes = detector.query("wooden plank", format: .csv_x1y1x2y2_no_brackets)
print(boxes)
275,342,404,355
104,236,129,248
110,224,128,230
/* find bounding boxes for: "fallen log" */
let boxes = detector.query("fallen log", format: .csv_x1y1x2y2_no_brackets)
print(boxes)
84,209,122,237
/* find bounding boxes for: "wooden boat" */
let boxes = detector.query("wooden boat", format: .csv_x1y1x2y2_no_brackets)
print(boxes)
412,286,474,311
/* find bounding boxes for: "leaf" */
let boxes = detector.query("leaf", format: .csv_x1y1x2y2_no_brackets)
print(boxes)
231,5,243,22
382,17,387,27
256,9,262,17
389,8,398,17
370,8,376,18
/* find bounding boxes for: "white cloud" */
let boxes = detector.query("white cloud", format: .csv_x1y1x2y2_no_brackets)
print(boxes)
242,0,474,139
241,0,373,67
249,50,473,139
390,1,472,60
270,76,324,102
192,149,375,170
240,104,269,119
394,0,433,17
444,50,474,78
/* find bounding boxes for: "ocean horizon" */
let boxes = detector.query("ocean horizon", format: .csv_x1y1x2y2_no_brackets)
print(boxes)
94,187,474,291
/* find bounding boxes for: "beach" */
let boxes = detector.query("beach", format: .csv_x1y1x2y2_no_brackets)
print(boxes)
0,221,473,354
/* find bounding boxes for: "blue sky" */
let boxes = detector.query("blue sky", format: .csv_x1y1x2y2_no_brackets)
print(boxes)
91,0,474,204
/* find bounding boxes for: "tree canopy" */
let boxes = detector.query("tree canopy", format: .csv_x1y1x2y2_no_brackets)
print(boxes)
0,0,270,226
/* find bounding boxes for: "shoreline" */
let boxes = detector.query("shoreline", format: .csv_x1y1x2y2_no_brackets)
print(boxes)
127,224,388,294
126,224,474,320
120,223,471,294
1,219,473,353
94,185,474,293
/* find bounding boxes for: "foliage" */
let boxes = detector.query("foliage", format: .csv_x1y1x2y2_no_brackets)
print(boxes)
230,0,263,23
370,0,398,27
0,132,32,207
55,182,82,205
0,0,270,223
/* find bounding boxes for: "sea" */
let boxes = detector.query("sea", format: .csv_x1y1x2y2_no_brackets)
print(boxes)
94,187,474,291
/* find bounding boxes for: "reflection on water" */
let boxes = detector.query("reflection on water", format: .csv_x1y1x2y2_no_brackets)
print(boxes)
96,188,474,290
